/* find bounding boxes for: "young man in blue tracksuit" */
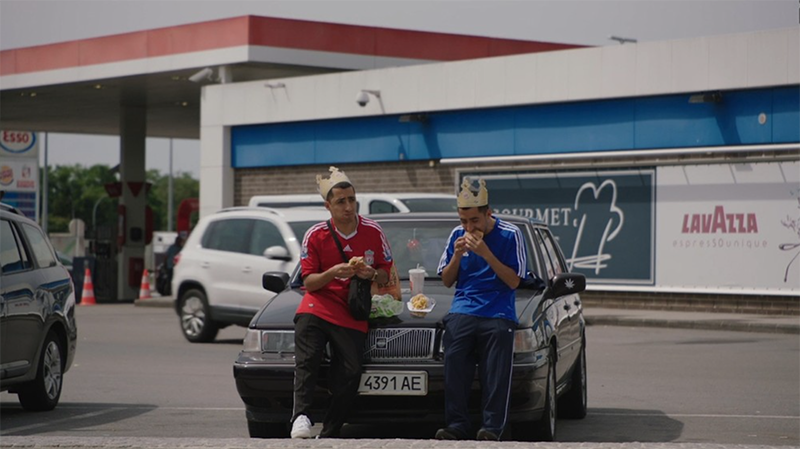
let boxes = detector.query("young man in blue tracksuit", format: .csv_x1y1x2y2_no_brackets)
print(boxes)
436,177,528,441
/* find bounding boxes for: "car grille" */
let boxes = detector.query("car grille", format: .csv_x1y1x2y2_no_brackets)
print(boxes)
363,328,436,362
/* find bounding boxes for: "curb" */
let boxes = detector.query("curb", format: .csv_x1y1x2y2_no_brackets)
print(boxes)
585,316,799,335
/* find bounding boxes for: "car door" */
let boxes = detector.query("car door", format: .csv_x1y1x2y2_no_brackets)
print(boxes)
199,218,255,315
538,227,581,380
0,219,40,380
234,217,296,312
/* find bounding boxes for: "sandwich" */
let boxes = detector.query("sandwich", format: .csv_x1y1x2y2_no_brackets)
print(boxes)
348,256,365,268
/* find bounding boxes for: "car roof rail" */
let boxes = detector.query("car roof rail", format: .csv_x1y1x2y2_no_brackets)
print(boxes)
0,201,22,215
217,206,286,217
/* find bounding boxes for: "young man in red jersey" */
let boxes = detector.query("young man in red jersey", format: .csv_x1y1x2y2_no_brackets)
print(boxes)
290,166,393,439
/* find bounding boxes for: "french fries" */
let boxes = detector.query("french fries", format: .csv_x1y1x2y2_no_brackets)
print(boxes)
410,294,429,310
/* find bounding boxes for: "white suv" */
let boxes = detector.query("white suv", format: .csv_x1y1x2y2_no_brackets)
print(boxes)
172,207,329,343
248,193,457,214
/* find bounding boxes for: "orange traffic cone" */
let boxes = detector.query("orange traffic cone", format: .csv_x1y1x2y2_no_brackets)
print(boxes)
80,267,97,306
139,269,152,300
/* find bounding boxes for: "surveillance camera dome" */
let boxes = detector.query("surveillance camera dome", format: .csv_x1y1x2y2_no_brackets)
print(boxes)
355,91,370,107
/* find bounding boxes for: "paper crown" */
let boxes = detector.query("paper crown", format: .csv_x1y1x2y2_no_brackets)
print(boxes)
457,177,489,208
316,166,352,199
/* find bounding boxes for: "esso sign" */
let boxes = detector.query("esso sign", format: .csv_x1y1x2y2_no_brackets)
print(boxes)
0,130,37,154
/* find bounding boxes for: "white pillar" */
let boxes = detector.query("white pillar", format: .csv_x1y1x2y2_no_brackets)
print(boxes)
118,105,147,301
199,125,233,218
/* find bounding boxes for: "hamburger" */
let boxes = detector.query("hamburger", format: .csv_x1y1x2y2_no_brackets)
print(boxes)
348,256,366,268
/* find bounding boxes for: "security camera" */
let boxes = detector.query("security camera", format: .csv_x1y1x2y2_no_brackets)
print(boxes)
355,90,370,107
189,67,214,83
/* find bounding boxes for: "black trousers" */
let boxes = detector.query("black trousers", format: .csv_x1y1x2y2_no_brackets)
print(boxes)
442,313,516,436
292,313,366,436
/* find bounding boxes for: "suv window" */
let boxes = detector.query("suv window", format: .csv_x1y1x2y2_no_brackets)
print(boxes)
369,200,399,214
249,219,285,255
21,222,56,268
1,220,31,273
202,219,252,254
399,198,458,212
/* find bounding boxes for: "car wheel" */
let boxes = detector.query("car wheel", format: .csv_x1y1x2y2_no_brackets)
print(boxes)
558,339,587,419
247,420,290,438
514,345,557,442
179,289,219,343
18,331,64,411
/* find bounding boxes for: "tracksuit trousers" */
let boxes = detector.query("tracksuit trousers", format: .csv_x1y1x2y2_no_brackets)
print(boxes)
442,313,516,437
292,313,366,437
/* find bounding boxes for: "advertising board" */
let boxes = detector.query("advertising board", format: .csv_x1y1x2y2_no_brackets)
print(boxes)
656,161,799,293
474,169,655,285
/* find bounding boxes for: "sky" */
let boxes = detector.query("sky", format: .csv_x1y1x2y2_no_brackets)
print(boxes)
1,0,796,177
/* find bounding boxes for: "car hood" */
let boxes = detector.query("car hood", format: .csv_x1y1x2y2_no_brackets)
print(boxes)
251,281,543,329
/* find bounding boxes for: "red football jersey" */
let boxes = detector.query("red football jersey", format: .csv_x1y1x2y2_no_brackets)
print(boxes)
297,216,393,332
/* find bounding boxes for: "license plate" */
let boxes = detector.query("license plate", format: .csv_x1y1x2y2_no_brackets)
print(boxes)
358,371,427,396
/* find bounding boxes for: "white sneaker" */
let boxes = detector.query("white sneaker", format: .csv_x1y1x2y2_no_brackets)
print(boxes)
291,415,312,439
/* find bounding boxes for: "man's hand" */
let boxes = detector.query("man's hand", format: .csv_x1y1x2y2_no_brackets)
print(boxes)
464,232,488,257
331,262,356,279
354,264,377,280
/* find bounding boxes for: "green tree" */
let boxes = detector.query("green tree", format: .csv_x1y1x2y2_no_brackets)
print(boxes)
42,165,199,235
148,170,200,231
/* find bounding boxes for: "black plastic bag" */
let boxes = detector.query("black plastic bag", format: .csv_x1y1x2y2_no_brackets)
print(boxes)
348,276,372,321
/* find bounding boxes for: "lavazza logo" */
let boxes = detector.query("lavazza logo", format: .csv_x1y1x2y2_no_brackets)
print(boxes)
675,205,767,250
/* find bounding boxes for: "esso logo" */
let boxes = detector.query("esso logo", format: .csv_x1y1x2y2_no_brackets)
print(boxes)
0,130,36,154
0,165,14,186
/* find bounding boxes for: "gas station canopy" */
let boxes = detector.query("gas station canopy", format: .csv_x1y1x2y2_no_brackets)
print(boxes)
0,15,580,138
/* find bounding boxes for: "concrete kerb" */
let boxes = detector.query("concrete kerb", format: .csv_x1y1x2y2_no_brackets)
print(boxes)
0,436,793,449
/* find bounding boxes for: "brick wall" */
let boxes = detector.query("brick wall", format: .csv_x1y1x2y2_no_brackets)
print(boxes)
235,161,459,205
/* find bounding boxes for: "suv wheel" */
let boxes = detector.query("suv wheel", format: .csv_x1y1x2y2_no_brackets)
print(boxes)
179,289,219,343
18,331,63,411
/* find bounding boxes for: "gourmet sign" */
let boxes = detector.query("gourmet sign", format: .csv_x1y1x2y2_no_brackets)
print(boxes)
476,169,655,285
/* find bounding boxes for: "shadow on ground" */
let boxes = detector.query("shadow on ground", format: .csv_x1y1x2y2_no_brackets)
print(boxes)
0,402,155,436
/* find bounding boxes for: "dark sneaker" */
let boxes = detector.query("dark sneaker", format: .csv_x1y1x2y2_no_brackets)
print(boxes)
435,427,468,440
477,428,500,441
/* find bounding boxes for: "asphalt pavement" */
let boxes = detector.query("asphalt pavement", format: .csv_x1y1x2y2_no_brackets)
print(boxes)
9,294,792,449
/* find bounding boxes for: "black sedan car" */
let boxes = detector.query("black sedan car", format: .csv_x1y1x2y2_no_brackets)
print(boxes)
234,213,587,441
1,203,77,411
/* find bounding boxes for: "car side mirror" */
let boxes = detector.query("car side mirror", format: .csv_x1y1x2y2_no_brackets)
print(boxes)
264,246,291,261
262,271,290,293
543,272,586,299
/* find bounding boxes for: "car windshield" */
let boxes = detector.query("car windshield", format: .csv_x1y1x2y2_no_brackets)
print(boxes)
398,198,459,212
290,217,536,283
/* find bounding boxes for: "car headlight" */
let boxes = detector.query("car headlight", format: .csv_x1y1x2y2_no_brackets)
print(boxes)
440,328,537,354
513,328,537,353
242,329,295,354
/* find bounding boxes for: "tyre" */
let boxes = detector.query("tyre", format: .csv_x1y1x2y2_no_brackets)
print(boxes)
179,288,219,343
558,340,587,419
247,420,289,438
18,331,64,411
514,345,557,441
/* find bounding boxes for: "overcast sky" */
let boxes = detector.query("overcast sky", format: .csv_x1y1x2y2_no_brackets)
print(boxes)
1,0,796,177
